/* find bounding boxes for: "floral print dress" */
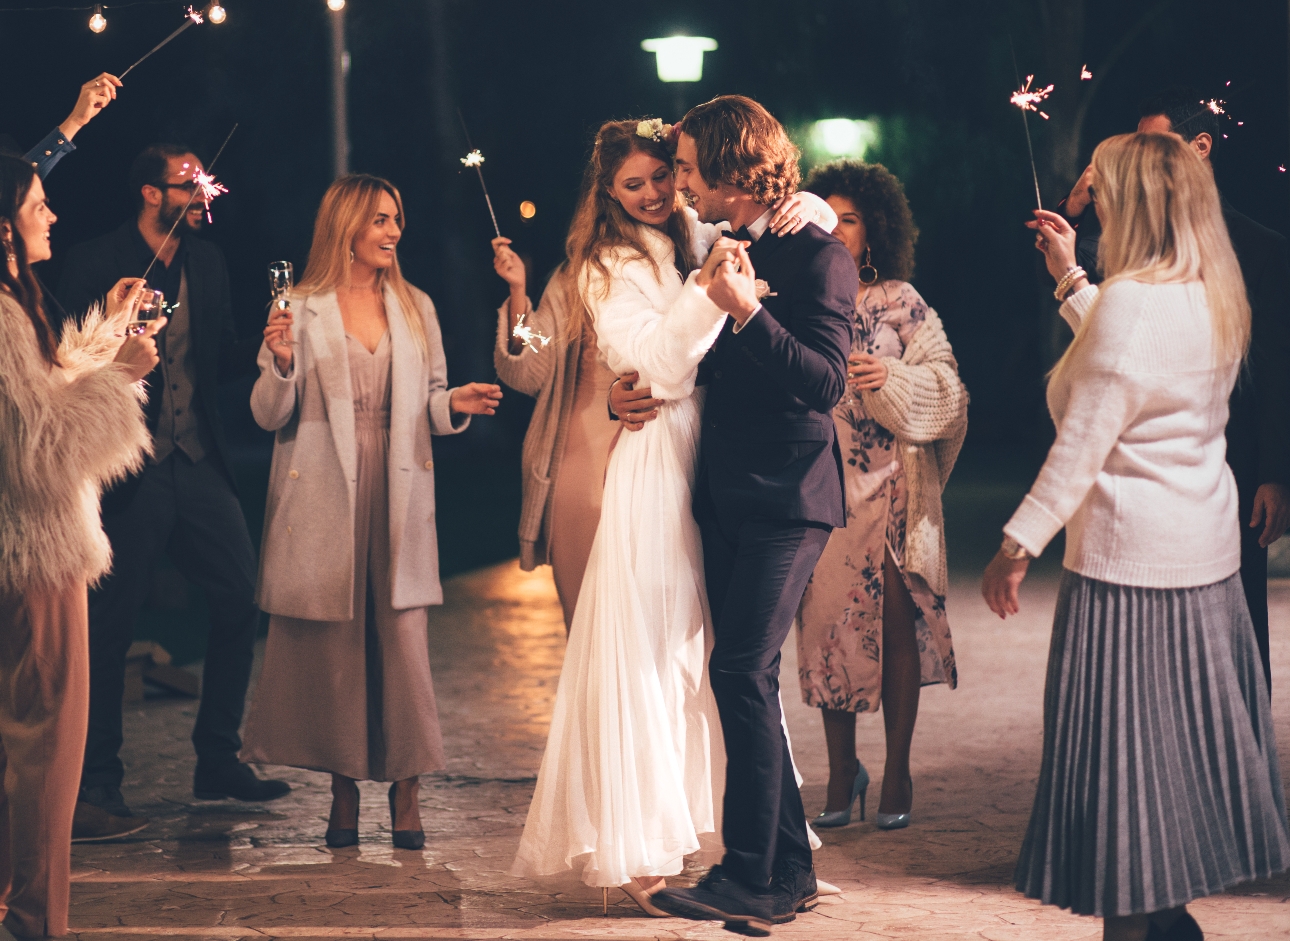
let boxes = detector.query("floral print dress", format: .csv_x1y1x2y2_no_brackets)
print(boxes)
796,281,957,713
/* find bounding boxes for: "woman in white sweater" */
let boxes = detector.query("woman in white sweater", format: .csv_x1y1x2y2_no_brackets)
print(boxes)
0,155,159,938
983,133,1289,941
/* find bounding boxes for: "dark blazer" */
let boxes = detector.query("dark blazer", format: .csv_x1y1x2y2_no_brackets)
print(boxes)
696,222,857,528
1070,201,1290,497
57,220,249,507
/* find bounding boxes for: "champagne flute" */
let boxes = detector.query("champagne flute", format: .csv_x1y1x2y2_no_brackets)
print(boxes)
268,261,294,313
126,288,165,336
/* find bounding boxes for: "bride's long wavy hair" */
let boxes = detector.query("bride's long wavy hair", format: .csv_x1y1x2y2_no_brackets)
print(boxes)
565,119,695,333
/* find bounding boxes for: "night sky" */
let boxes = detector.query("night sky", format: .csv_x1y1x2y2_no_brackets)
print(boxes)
5,0,1289,584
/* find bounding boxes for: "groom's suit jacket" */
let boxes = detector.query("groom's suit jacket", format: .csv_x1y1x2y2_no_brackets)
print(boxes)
696,221,858,528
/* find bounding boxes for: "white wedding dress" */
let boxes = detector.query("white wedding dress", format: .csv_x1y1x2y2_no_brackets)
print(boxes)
512,220,730,887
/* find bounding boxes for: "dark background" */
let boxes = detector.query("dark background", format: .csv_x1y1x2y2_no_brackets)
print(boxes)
4,0,1287,663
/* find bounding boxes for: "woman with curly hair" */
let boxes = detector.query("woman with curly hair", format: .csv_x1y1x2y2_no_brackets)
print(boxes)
797,161,968,831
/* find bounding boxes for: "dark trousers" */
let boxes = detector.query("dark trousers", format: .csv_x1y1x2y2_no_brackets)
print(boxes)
698,510,831,891
1237,500,1271,695
83,454,259,790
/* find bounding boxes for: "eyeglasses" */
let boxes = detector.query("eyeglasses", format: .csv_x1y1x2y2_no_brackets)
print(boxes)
153,181,199,193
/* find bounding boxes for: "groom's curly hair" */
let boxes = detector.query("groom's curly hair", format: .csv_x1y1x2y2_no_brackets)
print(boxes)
678,96,800,205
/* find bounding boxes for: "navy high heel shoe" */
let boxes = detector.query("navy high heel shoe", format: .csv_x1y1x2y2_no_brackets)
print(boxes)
388,782,425,850
875,779,913,830
814,760,869,828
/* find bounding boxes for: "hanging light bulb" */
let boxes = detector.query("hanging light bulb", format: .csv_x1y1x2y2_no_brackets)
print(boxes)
327,0,346,10
207,3,227,24
89,3,107,32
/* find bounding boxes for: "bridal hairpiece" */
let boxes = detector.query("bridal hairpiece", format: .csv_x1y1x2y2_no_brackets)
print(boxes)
635,119,671,143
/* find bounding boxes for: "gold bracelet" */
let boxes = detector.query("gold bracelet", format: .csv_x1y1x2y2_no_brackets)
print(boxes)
1001,536,1032,561
1053,267,1086,301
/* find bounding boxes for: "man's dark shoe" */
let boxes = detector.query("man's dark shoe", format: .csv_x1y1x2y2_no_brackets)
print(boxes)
651,865,790,928
78,783,135,818
71,801,149,843
772,858,818,914
193,762,290,802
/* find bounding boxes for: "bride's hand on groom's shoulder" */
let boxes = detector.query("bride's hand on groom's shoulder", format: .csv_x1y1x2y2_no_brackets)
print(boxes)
768,191,836,236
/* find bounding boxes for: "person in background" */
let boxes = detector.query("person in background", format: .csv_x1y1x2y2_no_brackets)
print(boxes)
1061,89,1290,692
987,132,1289,941
0,154,159,939
57,144,288,841
239,174,502,849
795,161,967,832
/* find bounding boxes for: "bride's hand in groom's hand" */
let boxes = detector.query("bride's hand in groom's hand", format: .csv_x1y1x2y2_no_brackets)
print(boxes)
706,243,760,325
610,371,662,432
696,236,749,287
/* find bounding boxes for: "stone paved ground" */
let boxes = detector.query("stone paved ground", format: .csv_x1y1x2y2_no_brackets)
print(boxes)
67,564,1290,941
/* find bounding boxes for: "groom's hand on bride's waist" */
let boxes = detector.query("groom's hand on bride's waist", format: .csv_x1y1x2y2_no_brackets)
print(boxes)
609,371,661,432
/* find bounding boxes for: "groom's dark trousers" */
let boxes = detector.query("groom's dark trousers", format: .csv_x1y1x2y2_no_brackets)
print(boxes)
695,219,858,891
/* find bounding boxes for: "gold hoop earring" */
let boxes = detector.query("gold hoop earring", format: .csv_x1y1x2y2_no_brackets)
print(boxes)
858,246,878,285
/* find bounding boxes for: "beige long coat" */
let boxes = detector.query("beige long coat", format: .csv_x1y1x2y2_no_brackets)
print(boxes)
251,286,466,622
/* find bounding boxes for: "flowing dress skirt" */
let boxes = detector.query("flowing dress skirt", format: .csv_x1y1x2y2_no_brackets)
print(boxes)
1015,570,1289,917
513,394,724,887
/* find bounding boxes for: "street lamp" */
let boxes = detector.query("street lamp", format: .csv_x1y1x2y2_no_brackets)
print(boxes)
641,36,718,82
328,0,349,177
641,36,717,118
809,119,879,161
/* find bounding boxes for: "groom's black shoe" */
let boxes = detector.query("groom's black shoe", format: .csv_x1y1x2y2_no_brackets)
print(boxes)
652,865,792,928
772,858,818,913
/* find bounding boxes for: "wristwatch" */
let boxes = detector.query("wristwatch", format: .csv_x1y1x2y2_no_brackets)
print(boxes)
1001,536,1032,561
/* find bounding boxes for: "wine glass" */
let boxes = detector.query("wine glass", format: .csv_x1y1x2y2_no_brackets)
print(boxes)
268,261,293,313
126,288,165,336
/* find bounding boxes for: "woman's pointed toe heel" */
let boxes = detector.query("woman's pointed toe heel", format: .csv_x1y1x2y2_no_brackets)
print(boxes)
621,879,669,917
874,779,913,829
324,828,358,848
388,783,425,850
814,761,870,828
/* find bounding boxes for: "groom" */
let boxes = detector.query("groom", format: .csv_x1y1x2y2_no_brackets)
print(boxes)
654,96,857,928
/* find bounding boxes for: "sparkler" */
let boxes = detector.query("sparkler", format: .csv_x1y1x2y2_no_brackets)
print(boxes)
142,123,237,283
120,6,204,79
512,314,552,355
1080,64,1093,80
460,149,501,239
1009,75,1053,210
1203,98,1226,115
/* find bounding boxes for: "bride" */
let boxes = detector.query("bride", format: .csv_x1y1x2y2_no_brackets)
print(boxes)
511,118,835,913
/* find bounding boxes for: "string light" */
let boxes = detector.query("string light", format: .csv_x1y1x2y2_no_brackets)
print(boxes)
327,0,346,10
206,3,226,23
519,200,536,219
89,3,106,31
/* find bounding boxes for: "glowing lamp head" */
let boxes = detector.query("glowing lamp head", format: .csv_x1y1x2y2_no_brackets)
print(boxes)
519,201,536,220
207,4,227,24
640,36,718,83
327,0,346,10
810,119,879,159
89,4,106,32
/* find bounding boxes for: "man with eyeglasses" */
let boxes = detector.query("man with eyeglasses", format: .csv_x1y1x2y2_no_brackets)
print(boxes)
57,144,288,843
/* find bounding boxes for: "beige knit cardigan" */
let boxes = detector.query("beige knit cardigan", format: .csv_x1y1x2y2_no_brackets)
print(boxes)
0,293,151,594
493,271,588,571
859,308,968,598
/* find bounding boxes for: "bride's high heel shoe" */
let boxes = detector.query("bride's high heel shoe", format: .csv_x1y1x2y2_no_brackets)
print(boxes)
814,760,869,828
620,879,669,917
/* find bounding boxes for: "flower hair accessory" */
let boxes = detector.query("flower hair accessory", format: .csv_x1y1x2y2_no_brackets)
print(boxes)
636,118,672,143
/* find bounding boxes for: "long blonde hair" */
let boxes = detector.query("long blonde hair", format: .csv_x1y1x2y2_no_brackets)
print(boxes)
1054,132,1249,377
565,119,695,334
296,174,427,358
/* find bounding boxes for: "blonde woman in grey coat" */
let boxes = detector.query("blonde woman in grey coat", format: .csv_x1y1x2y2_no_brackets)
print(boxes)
239,175,501,850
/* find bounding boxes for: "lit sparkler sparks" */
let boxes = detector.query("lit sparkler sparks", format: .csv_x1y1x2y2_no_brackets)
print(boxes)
512,312,551,355
120,6,205,79
1011,75,1055,119
1080,64,1092,80
142,123,237,283
193,169,228,223
1009,75,1052,210
460,149,501,239
1203,98,1226,115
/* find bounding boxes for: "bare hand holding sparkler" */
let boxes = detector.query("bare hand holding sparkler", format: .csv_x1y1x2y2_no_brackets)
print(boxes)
1026,210,1083,287
60,73,121,140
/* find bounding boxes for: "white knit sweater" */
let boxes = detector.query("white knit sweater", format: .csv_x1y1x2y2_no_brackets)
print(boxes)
1004,281,1242,589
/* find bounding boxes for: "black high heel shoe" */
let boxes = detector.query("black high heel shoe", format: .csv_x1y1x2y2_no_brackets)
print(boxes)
325,786,359,848
388,782,425,850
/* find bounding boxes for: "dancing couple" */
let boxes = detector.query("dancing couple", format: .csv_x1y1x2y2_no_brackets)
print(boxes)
510,96,858,930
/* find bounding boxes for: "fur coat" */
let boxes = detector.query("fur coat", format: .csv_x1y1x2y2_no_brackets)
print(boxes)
0,292,151,594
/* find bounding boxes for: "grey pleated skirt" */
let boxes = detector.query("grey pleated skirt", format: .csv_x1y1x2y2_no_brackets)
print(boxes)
1015,570,1290,918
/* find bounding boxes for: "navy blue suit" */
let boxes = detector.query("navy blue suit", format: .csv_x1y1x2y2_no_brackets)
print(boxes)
695,220,857,890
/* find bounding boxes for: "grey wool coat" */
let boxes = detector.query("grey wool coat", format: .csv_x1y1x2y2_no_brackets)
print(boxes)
251,285,467,622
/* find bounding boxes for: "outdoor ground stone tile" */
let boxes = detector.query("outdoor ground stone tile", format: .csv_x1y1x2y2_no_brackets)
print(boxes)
66,563,1290,940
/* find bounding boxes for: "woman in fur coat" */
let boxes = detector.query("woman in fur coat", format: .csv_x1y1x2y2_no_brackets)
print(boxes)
0,155,160,939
